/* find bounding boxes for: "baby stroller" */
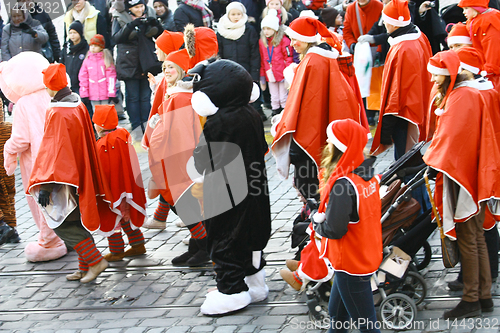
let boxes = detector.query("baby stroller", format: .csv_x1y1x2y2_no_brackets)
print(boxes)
301,143,435,329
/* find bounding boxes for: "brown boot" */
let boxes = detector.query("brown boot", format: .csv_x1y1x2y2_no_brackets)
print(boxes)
103,252,125,262
66,270,86,281
80,259,108,283
286,259,299,272
280,269,302,291
123,243,146,257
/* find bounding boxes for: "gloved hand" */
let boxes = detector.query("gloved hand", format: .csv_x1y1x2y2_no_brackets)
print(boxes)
358,35,375,44
146,17,160,26
26,28,37,38
108,96,119,104
38,190,51,207
426,166,438,180
349,43,356,54
129,18,142,28
18,22,30,30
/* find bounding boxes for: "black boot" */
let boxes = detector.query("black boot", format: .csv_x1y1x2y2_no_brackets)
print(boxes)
172,238,198,265
271,109,281,117
0,221,14,245
256,108,268,122
443,300,481,319
186,237,211,266
480,298,494,312
448,279,464,291
6,228,20,243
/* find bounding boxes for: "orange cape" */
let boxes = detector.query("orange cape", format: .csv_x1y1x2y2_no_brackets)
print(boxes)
28,100,120,234
148,88,202,205
371,30,433,154
96,127,147,230
271,47,362,178
423,83,500,238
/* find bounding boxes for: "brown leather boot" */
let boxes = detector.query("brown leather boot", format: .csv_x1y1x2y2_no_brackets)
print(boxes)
124,243,146,257
280,269,302,291
103,252,125,262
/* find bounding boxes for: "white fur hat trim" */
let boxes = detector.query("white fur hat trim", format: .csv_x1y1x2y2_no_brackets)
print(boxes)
191,90,219,116
313,212,326,223
250,82,260,103
435,108,444,116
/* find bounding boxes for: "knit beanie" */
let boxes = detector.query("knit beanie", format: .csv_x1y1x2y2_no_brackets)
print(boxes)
321,7,339,28
90,34,105,49
153,0,169,8
68,20,84,37
126,0,146,10
261,9,280,31
226,1,247,14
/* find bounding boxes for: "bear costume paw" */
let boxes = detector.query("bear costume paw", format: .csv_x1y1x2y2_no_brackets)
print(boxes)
25,242,67,262
244,269,269,303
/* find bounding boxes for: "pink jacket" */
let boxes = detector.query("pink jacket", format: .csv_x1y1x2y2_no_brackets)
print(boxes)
78,52,116,100
259,35,293,82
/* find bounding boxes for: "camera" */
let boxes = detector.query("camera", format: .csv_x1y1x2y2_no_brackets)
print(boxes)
427,1,436,7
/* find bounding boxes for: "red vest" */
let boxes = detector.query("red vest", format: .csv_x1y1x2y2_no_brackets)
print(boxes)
320,173,383,275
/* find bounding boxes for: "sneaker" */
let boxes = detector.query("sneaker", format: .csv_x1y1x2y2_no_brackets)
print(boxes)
448,279,464,291
175,220,186,228
117,113,127,121
443,300,481,320
279,269,302,291
142,217,166,230
480,298,494,312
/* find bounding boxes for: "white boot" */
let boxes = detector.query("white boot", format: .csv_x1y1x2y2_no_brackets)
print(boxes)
200,290,251,315
244,269,269,303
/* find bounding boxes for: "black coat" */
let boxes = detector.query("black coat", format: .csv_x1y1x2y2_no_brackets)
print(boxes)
159,9,176,31
31,3,61,62
173,4,205,32
367,17,389,65
112,8,163,80
216,23,260,81
60,38,89,95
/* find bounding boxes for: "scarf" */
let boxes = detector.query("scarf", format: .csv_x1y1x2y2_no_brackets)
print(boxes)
73,1,90,23
183,0,213,27
217,14,248,40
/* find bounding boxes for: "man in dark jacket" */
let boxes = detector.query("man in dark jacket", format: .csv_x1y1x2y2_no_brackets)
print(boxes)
17,0,61,62
174,0,214,31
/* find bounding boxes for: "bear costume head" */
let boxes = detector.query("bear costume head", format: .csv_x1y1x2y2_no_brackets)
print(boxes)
190,59,260,117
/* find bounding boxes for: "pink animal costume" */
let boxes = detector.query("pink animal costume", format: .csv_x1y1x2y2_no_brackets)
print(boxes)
0,52,67,262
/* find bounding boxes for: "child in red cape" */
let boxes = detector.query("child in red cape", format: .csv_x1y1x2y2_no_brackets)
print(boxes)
92,104,148,261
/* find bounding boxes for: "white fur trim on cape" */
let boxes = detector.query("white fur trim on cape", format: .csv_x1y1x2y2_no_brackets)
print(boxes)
191,90,219,116
427,63,450,76
460,62,480,75
250,82,260,103
382,12,411,28
307,46,339,59
447,35,472,47
166,84,193,96
454,79,492,90
285,26,318,43
326,121,347,152
49,97,82,108
186,156,204,183
388,28,421,46
313,211,326,223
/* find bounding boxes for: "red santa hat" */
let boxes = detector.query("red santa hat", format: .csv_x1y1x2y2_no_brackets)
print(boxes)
427,50,462,108
92,104,118,130
382,0,411,27
285,16,331,43
458,0,488,8
322,30,343,53
456,46,485,75
156,30,184,55
313,119,368,223
165,49,191,73
42,63,68,91
447,23,472,47
184,24,219,68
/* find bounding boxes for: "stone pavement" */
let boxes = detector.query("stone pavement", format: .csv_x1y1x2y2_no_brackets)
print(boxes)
1,110,500,333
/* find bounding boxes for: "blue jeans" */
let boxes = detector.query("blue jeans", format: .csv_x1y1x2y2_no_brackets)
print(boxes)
124,78,151,132
328,272,380,333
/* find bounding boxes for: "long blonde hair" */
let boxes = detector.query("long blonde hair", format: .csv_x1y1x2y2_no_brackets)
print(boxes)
299,42,317,60
260,25,286,47
162,61,186,89
318,143,344,193
85,48,115,69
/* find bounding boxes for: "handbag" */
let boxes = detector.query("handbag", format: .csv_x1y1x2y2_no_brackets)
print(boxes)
424,174,460,268
41,42,54,63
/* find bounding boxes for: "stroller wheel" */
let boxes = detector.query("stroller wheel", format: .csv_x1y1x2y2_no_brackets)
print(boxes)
412,241,432,270
378,293,416,330
400,271,427,305
307,297,330,329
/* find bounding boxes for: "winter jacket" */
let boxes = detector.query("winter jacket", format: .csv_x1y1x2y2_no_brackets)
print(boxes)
78,52,117,101
217,23,260,81
64,3,109,49
259,33,293,82
112,7,162,80
60,38,89,95
173,3,205,31
158,9,176,31
31,3,61,62
1,13,49,61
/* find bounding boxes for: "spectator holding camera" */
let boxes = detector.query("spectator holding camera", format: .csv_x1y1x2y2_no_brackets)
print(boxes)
1,7,48,61
112,0,163,138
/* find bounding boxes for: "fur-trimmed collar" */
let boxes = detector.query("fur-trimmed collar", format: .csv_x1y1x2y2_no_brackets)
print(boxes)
388,27,421,46
167,80,193,95
454,78,494,90
307,45,339,59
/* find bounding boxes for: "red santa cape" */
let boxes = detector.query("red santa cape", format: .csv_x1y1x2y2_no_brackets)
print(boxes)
423,81,500,239
371,29,433,154
148,85,203,205
271,46,362,178
96,127,147,230
28,99,120,234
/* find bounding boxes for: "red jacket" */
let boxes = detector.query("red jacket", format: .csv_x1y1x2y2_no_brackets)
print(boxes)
259,35,293,83
343,0,383,48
